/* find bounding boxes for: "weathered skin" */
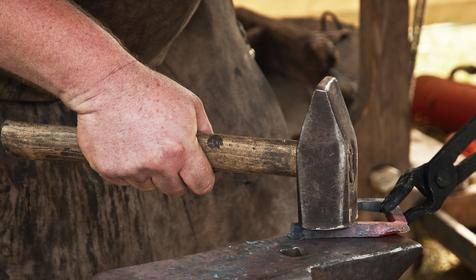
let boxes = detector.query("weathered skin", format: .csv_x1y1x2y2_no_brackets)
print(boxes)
0,0,215,194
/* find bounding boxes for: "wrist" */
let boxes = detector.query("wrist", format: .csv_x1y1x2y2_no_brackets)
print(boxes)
61,56,139,113
66,59,156,114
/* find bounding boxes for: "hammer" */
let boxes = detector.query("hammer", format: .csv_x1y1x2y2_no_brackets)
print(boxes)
1,77,357,231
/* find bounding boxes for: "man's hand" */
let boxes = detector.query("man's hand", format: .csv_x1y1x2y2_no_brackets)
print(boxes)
72,62,215,194
0,0,215,195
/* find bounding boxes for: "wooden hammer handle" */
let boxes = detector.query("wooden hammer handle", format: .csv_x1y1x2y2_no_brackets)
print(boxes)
1,121,297,176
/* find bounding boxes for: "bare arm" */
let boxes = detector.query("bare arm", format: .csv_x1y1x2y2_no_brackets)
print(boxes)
0,0,134,104
0,0,215,195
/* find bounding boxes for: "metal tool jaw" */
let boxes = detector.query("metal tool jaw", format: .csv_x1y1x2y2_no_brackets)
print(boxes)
297,76,358,230
382,115,476,223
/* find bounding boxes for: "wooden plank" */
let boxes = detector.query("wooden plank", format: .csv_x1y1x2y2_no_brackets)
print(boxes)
420,210,476,274
356,0,412,197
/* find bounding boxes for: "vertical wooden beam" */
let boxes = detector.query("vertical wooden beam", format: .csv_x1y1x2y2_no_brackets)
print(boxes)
357,0,412,197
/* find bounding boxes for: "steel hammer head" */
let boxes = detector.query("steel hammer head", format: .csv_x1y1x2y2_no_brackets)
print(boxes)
297,76,358,230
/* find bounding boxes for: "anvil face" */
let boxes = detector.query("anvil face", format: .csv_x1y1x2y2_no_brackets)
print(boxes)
297,77,358,230
93,235,421,280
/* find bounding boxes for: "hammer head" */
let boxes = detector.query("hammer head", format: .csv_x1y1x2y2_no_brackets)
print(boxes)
297,76,358,230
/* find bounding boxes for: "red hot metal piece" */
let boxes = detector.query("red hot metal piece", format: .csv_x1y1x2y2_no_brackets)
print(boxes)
288,198,409,239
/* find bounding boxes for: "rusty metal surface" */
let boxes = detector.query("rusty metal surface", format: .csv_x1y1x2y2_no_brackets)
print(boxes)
297,76,358,230
289,198,409,239
93,235,421,280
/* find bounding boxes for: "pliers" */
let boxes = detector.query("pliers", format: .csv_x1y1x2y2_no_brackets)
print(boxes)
381,115,476,223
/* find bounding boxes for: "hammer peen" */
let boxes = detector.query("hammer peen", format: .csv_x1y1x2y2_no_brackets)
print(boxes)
1,77,358,231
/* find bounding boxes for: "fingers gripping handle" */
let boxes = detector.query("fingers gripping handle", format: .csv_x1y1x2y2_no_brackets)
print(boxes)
1,121,297,176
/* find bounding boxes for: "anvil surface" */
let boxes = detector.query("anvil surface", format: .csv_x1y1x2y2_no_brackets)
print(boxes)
93,235,421,280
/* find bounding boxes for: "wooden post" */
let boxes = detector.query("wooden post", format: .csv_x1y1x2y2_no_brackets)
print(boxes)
357,0,412,197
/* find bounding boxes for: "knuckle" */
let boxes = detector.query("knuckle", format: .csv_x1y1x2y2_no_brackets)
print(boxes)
162,143,186,159
187,92,199,101
130,173,148,185
117,166,139,178
188,94,203,109
93,161,143,180
192,95,203,106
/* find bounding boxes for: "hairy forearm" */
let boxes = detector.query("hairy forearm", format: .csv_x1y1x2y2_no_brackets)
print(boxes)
0,0,136,107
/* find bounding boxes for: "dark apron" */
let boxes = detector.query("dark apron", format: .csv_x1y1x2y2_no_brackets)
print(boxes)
0,1,296,279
